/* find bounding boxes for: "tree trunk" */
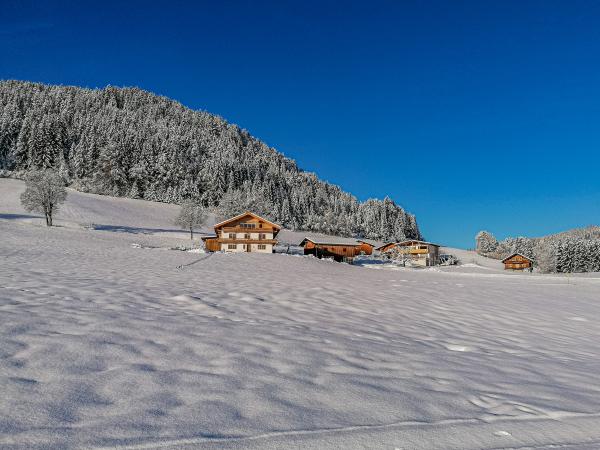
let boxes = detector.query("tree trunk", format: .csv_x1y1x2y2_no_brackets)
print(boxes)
46,212,52,227
190,227,193,240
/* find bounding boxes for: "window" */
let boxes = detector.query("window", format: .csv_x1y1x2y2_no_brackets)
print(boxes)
259,233,266,240
244,233,250,239
229,233,235,239
228,244,237,249
240,223,256,229
259,223,263,228
258,244,266,250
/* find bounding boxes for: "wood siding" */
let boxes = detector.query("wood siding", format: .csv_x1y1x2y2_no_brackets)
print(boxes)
356,242,374,255
302,241,366,262
203,238,220,252
204,212,280,253
503,254,533,270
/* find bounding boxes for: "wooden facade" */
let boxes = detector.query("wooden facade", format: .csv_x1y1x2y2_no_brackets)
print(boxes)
201,212,280,253
376,240,440,266
502,253,533,270
299,238,367,262
356,241,375,256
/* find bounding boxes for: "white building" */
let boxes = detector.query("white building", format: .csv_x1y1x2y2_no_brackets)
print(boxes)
201,212,280,253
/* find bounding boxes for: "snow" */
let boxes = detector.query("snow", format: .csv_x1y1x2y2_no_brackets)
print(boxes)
2,178,600,449
300,236,365,246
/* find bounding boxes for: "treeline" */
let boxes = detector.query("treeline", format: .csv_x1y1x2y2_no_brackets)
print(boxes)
0,80,421,242
476,227,600,273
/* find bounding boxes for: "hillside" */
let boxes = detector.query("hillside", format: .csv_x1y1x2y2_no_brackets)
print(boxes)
0,80,420,242
2,179,600,449
0,178,351,247
476,227,600,273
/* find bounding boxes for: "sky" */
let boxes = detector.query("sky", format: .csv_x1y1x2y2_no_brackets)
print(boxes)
1,0,599,247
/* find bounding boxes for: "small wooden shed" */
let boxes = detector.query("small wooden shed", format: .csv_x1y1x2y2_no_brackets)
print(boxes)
502,253,533,270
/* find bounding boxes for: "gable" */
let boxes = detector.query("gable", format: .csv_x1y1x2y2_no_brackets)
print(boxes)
503,253,532,263
214,212,280,231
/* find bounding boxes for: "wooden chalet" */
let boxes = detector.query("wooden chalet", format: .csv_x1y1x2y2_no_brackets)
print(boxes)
299,237,370,262
201,212,280,253
502,253,533,270
376,240,440,267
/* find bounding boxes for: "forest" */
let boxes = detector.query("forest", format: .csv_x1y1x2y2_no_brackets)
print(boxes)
476,227,600,273
0,80,421,242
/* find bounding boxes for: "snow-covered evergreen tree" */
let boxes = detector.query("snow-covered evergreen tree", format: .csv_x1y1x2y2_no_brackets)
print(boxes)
0,80,421,241
475,231,498,255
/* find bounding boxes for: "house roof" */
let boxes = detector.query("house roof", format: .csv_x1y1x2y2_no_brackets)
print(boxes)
375,242,395,251
356,238,380,247
501,253,534,263
200,235,218,241
376,240,440,251
299,236,362,247
213,211,281,231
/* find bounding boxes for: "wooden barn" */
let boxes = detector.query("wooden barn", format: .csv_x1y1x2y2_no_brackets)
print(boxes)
502,253,533,270
201,212,280,253
377,240,440,267
299,237,367,262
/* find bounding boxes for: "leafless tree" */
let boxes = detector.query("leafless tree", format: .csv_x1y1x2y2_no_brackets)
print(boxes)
20,170,67,227
174,200,207,240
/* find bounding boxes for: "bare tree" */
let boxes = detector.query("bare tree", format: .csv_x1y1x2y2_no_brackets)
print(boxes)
20,170,67,227
174,200,207,240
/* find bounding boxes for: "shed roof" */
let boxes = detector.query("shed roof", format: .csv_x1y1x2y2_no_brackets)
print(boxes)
356,238,380,247
501,253,534,263
376,240,440,251
299,236,362,247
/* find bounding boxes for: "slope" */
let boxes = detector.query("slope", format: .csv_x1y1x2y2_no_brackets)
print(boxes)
2,180,600,449
0,80,420,242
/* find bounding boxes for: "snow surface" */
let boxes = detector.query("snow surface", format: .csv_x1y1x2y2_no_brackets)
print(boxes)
2,179,600,449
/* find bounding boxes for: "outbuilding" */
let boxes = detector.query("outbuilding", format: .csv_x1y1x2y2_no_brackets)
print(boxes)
502,253,533,271
299,237,367,262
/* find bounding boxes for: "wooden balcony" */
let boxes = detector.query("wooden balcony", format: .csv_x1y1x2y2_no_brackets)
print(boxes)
398,248,429,254
217,239,277,245
220,226,275,233
220,233,274,240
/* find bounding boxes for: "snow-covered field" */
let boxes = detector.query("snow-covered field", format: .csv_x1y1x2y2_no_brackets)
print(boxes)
2,178,600,450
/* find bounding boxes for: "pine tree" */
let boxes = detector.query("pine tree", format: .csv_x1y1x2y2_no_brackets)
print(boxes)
0,80,422,241
476,231,498,254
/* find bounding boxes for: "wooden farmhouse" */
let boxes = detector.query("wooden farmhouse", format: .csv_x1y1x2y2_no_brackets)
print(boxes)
299,237,372,262
377,240,440,267
201,212,280,253
502,253,533,270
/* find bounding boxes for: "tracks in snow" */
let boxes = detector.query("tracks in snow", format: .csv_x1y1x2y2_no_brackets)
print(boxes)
87,413,600,450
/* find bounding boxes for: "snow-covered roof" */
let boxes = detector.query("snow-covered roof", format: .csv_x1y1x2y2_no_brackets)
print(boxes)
200,235,218,240
501,253,534,263
213,211,281,230
299,236,362,247
356,238,381,247
376,240,440,251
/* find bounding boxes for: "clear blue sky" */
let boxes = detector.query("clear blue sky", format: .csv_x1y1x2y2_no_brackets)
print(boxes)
2,0,599,248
